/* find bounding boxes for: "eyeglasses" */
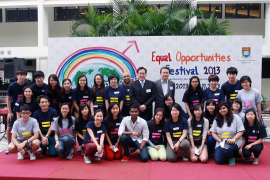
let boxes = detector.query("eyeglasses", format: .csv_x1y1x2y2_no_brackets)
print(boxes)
165,100,173,102
21,112,30,116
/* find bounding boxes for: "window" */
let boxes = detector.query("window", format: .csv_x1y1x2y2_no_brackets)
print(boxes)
6,8,37,22
197,4,222,18
225,4,260,18
0,9,2,22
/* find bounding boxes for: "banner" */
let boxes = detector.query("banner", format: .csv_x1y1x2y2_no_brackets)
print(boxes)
48,36,262,108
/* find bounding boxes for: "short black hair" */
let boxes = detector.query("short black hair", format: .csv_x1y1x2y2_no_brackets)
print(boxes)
208,74,219,82
16,69,27,75
108,74,119,83
226,67,238,75
34,71,45,79
20,104,31,112
38,95,50,103
160,66,170,74
240,75,252,87
231,98,243,112
137,67,147,74
130,104,139,110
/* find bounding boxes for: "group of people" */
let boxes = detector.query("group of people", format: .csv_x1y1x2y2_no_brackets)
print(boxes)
5,66,267,165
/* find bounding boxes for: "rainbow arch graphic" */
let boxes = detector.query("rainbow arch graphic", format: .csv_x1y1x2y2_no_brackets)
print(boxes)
56,47,137,84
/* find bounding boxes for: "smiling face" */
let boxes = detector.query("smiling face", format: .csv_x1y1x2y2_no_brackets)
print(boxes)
81,106,89,116
79,76,87,88
129,108,140,119
24,88,33,99
194,107,202,118
94,111,103,124
49,77,57,88
95,75,102,86
160,69,170,82
137,69,146,82
61,105,70,117
219,105,228,117
191,78,199,89
122,72,131,84
165,96,174,107
35,76,44,86
241,80,251,89
63,80,71,91
227,73,237,82
210,80,218,89
232,102,241,111
171,107,180,119
111,104,120,117
246,111,256,124
17,74,27,83
206,103,216,113
110,77,118,86
39,98,50,110
155,111,163,124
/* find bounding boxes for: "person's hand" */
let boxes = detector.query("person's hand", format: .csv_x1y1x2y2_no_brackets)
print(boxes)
154,146,161,150
7,112,14,121
134,149,141,155
173,142,180,152
207,130,212,136
55,141,60,149
97,145,103,154
245,144,252,150
114,142,119,149
139,105,146,112
17,142,26,152
82,144,84,147
109,145,114,152
198,146,203,154
41,137,48,145
133,132,141,138
238,148,243,155
227,139,235,144
19,149,25,155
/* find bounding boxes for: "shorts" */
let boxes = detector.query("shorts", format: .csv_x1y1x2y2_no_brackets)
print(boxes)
9,139,40,149
7,111,17,127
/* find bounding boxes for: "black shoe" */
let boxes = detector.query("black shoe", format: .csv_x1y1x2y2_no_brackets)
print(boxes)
40,149,47,156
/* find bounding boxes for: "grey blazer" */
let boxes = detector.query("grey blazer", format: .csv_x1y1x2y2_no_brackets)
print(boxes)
154,79,175,109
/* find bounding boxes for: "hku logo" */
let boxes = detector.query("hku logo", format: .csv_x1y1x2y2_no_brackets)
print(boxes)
242,47,251,58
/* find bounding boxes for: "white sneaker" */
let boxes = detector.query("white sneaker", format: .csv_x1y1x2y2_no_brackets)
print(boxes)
18,152,24,160
27,150,36,160
84,155,92,164
77,146,82,152
37,147,42,152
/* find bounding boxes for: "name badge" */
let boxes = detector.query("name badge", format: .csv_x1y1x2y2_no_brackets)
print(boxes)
173,127,179,130
83,96,89,98
114,91,119,94
214,93,220,96
97,130,103,134
253,130,259,133
93,105,98,108
127,89,129,92
19,127,25,131
116,123,121,126
170,86,173,90
158,130,162,132
197,124,202,127
146,89,151,93
235,90,240,92
68,96,72,99
15,103,19,106
42,90,45,92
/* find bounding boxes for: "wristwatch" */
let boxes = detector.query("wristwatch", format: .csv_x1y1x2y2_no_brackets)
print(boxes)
27,139,30,143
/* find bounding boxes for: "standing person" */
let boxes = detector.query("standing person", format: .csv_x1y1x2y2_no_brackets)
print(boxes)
92,74,105,116
57,79,74,114
120,72,132,117
237,76,263,121
45,74,61,113
147,108,166,161
210,101,245,165
73,74,93,119
75,103,93,155
164,94,175,120
53,103,76,159
8,104,40,160
155,66,175,110
6,69,31,154
188,104,209,163
33,95,58,157
104,74,125,112
83,110,106,164
164,103,190,162
103,102,123,161
204,75,225,105
129,67,157,121
182,76,206,118
118,104,149,162
14,85,39,119
221,67,243,106
31,71,47,100
231,98,245,122
239,109,267,165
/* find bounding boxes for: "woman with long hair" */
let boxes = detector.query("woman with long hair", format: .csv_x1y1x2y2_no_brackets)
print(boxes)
91,74,105,116
182,76,206,118
75,103,93,155
58,78,74,114
147,108,166,161
52,103,76,159
188,104,209,163
231,98,245,122
103,102,123,161
45,74,61,113
210,101,245,165
239,109,267,164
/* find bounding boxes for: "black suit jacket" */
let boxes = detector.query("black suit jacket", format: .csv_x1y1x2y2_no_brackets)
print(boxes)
155,79,175,109
129,79,157,120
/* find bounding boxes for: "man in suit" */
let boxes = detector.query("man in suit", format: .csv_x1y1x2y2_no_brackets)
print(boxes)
129,67,157,121
155,66,175,109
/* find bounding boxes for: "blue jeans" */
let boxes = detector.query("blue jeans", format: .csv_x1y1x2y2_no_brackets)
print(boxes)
207,135,216,153
39,134,57,157
58,136,75,155
214,144,238,164
120,135,149,162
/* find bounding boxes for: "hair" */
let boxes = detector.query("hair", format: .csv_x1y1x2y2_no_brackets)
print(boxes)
160,66,170,74
191,104,204,134
92,74,105,97
226,67,238,75
34,71,45,79
169,103,183,123
163,93,175,119
231,98,243,112
78,103,93,124
106,102,122,135
204,99,217,120
47,74,61,94
137,67,147,74
187,76,202,99
150,108,165,132
108,74,119,84
208,74,219,82
60,78,72,102
216,101,234,128
76,74,88,94
38,95,50,103
130,104,139,111
21,85,35,103
240,75,252,87
244,108,259,133
16,69,27,75
58,103,73,128
20,104,31,112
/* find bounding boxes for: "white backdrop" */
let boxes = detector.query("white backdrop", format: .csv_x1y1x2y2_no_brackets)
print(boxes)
48,36,262,108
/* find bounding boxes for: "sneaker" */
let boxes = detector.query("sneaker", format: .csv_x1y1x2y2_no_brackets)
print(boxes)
252,158,259,165
66,151,73,160
27,150,36,161
121,156,130,162
81,148,85,156
40,149,47,156
246,157,251,162
183,157,189,161
229,157,235,165
5,150,9,155
77,146,82,152
95,156,101,161
37,147,42,152
84,155,92,164
251,153,255,159
17,152,24,160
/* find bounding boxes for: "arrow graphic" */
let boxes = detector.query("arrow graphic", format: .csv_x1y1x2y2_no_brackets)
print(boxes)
122,40,140,55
